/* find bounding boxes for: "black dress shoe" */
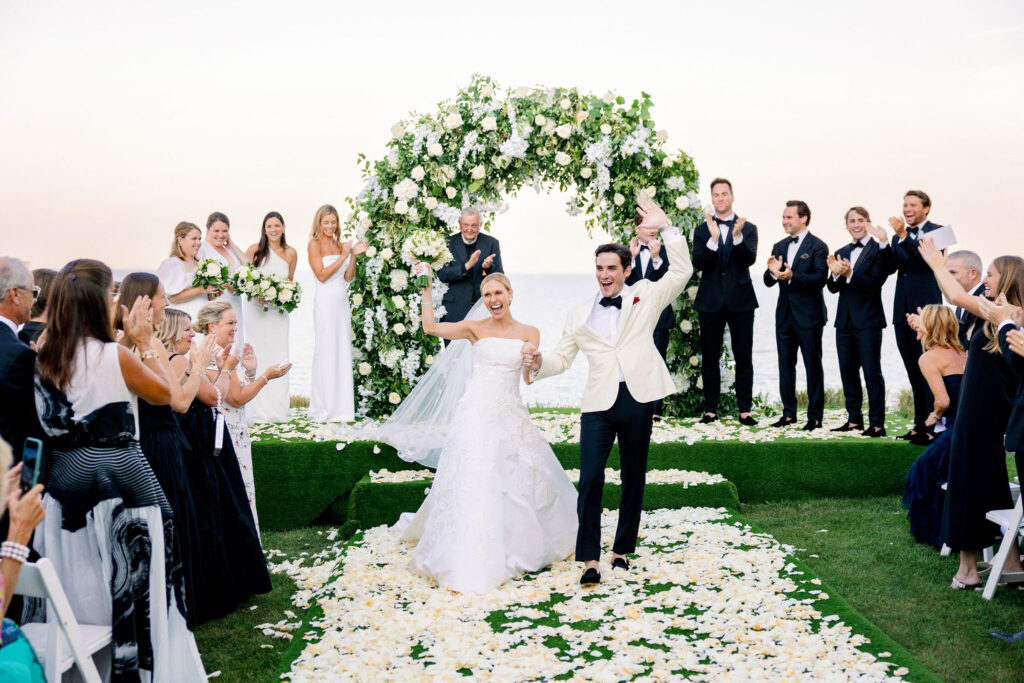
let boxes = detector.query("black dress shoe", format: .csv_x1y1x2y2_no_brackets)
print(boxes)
699,414,718,424
909,432,933,446
771,416,797,428
580,567,601,585
830,422,864,432
611,557,629,570
896,430,917,441
862,426,887,438
653,414,662,423
738,415,758,426
802,420,822,431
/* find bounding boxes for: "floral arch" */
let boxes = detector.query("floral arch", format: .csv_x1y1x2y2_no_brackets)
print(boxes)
343,74,722,419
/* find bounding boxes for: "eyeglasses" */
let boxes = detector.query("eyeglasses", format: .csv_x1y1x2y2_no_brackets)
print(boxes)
15,286,40,299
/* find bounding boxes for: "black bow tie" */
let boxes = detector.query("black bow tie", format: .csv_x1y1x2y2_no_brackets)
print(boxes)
788,236,799,244
851,240,866,250
638,245,649,251
599,295,622,309
907,226,920,237
714,217,735,226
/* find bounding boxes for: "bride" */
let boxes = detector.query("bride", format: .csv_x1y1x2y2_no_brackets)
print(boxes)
389,268,578,593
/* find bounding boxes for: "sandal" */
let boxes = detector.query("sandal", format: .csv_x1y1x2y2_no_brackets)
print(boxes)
951,577,982,590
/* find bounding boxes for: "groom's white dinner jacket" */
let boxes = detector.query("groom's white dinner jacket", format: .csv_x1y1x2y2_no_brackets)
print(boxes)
532,228,693,412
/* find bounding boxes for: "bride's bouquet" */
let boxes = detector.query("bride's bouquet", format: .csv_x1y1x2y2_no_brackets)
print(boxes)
401,229,453,288
191,258,230,299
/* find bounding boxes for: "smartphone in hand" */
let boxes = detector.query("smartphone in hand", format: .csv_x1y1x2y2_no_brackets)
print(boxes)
21,437,44,492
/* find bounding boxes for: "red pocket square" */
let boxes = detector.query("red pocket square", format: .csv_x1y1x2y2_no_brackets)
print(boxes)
633,297,640,304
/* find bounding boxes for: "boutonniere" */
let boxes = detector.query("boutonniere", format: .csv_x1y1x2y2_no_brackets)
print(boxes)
800,253,810,260
633,296,640,304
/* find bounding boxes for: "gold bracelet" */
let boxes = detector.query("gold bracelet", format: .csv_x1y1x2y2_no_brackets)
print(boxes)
140,350,159,361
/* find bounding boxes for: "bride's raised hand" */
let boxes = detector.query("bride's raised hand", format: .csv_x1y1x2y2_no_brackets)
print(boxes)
416,262,433,288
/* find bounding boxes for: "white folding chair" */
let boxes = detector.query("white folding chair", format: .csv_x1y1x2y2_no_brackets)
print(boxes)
13,558,109,683
982,494,1024,599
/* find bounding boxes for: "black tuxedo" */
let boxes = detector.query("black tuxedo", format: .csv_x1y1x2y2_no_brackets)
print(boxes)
999,324,1024,455
625,244,675,415
0,321,41,462
955,282,986,349
890,220,944,431
692,218,758,415
763,231,829,421
436,233,503,325
826,239,896,427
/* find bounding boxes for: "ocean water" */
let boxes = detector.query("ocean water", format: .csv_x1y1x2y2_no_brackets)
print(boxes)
126,269,911,409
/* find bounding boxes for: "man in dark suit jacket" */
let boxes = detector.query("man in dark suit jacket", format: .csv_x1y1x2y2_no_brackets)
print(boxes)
946,250,985,349
436,207,503,332
624,214,676,418
888,190,944,444
825,208,896,437
691,178,758,425
0,257,41,463
763,200,829,430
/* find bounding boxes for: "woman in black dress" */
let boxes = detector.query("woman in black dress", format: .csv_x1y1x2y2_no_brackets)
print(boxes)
920,241,1024,589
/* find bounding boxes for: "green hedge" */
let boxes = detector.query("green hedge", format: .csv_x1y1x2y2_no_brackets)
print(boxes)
347,476,741,531
252,439,924,531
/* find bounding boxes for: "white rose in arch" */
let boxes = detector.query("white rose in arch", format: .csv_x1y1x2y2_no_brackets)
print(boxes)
675,195,688,210
534,114,546,126
689,355,699,367
393,323,406,335
575,110,588,123
697,376,704,389
390,123,404,138
388,392,401,405
358,362,372,376
424,197,438,210
645,186,656,197
445,186,457,199
600,123,612,135
481,115,497,131
559,98,571,110
516,86,530,98
394,200,409,215
470,165,486,180
428,142,443,156
480,84,494,97
366,246,378,258
580,167,593,179
380,247,394,261
554,151,571,166
679,319,693,333
444,112,463,129
352,293,363,306
555,124,572,139
391,295,405,309
410,165,425,180
656,129,668,142
662,156,674,167
613,193,625,206
425,355,435,365
687,285,699,299
603,91,615,104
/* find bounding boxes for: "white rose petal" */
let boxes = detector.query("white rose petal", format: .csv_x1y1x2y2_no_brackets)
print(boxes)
675,196,688,210
689,355,699,367
445,186,457,199
393,323,406,335
425,355,435,364
575,110,588,123
358,362,371,376
444,112,463,129
388,392,400,405
559,97,571,110
481,115,497,131
390,123,404,138
600,123,612,135
613,193,625,206
555,123,572,139
471,165,485,180
410,165,425,180
534,114,546,126
352,294,363,306
427,142,443,156
580,167,593,179
516,86,530,98
680,320,693,333
603,91,615,104
394,200,409,215
645,186,656,197
365,246,377,258
687,285,699,299
662,156,674,167
554,151,571,166
424,197,438,210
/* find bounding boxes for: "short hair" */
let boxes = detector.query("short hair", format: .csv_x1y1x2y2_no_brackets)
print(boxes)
156,308,191,350
193,300,233,334
481,272,512,294
709,177,733,193
206,211,230,230
0,257,32,300
904,190,931,209
845,206,870,222
30,268,57,318
947,250,982,275
595,243,632,269
919,304,963,353
460,207,482,223
785,200,811,226
170,222,201,259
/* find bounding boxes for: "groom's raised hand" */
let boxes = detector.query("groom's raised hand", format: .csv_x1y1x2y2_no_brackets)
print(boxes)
636,200,670,232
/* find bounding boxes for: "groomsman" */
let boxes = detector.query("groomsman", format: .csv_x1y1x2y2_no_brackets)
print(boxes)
0,257,41,462
437,208,503,329
825,207,896,437
946,250,985,348
625,214,675,419
763,201,829,430
888,190,943,445
691,178,758,425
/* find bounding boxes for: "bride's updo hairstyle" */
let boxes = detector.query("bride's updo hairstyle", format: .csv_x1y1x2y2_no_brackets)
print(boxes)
481,272,512,294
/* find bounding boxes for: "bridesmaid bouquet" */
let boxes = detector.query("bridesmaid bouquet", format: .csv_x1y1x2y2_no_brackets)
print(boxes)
192,258,230,299
233,265,264,301
232,267,301,313
401,230,453,288
266,276,302,314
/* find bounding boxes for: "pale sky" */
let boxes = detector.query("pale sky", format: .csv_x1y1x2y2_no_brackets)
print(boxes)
2,0,1023,274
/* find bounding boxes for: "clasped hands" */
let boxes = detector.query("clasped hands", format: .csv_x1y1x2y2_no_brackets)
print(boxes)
826,254,852,278
767,255,793,281
520,342,541,372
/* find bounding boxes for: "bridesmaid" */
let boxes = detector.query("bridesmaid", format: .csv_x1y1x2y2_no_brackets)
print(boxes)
198,211,249,343
244,211,298,423
307,204,367,422
156,221,217,319
919,241,1024,589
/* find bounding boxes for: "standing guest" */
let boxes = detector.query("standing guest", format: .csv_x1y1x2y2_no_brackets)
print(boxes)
308,204,366,422
946,251,986,349
763,201,829,430
198,211,248,343
825,208,896,436
888,190,944,445
244,212,298,423
625,212,676,420
17,268,55,345
157,221,219,319
32,259,206,679
0,257,42,462
437,208,504,328
902,305,966,548
160,308,272,625
691,178,758,425
918,242,1024,589
978,296,1024,480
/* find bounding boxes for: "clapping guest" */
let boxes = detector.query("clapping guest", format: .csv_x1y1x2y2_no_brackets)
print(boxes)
691,178,759,425
763,201,829,430
902,305,966,548
17,268,55,345
918,242,1024,589
244,212,298,423
825,208,896,436
157,221,219,319
0,258,43,462
946,251,986,349
32,259,206,678
438,208,504,328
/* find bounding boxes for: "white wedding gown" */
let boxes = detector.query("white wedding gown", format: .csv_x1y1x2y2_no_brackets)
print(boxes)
309,255,355,421
393,336,578,593
244,248,291,423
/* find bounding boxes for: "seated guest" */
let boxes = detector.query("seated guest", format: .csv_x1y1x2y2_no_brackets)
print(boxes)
0,439,46,682
31,259,206,679
918,243,1024,589
17,268,55,346
0,258,42,463
166,305,273,624
825,207,895,436
946,251,986,349
902,305,966,548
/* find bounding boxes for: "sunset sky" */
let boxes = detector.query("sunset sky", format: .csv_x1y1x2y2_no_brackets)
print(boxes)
2,0,1022,274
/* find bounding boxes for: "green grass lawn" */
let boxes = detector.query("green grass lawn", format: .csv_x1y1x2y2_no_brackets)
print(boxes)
745,496,1024,683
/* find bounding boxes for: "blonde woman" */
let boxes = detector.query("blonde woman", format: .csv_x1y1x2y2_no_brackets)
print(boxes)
156,221,219,319
307,204,367,422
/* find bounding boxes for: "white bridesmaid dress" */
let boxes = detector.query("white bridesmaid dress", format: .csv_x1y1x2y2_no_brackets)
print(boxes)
198,241,246,344
155,257,206,320
243,249,292,423
308,255,355,422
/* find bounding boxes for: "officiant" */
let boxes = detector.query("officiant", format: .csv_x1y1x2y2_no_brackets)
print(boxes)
437,207,504,330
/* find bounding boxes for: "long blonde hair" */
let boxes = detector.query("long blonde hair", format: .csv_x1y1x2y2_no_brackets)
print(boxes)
919,305,962,353
310,204,342,246
170,222,201,259
984,255,1024,353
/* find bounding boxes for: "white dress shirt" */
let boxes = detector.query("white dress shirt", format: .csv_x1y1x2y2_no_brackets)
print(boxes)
769,228,808,281
638,244,660,275
0,314,18,337
705,212,745,252
899,221,926,243
586,293,625,381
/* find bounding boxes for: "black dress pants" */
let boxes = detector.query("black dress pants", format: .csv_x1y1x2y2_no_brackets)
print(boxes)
776,319,824,422
894,322,928,431
835,326,886,428
651,327,669,416
698,309,755,414
577,383,654,562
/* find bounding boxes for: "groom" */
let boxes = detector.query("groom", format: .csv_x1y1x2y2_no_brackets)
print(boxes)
523,200,693,584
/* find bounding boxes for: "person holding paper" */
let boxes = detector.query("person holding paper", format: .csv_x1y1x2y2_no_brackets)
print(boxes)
888,190,944,446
